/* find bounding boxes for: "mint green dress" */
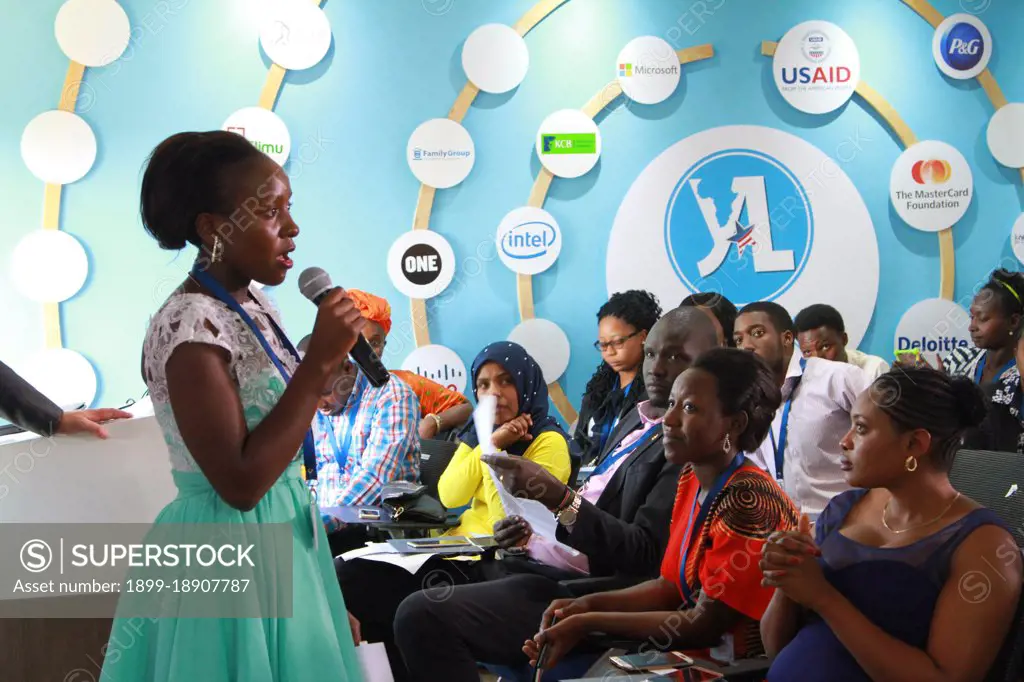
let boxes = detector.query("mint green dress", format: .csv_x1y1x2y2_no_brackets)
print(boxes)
100,289,363,682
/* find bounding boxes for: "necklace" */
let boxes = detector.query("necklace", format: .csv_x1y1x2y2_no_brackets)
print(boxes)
881,492,962,535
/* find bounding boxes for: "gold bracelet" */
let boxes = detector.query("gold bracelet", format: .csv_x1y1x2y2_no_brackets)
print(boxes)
428,413,443,431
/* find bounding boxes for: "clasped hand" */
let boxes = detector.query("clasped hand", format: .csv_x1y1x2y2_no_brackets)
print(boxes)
759,514,834,610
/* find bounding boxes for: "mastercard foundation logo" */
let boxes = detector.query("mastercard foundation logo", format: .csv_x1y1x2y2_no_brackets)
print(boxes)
911,159,951,185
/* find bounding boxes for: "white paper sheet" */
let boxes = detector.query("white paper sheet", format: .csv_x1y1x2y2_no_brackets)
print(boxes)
474,395,498,454
356,641,395,682
486,464,559,539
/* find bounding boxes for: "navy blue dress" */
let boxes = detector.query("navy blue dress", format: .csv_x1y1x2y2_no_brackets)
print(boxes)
768,489,1008,682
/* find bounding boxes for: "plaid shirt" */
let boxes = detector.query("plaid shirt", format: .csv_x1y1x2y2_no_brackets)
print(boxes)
311,370,420,507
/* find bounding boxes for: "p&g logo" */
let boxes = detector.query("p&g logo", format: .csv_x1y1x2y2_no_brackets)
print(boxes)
940,21,984,72
501,220,557,261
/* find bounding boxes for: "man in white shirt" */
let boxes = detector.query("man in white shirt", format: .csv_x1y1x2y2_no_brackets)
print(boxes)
735,302,871,515
794,303,890,379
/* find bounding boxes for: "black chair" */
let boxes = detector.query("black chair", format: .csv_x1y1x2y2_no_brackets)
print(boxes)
419,438,460,501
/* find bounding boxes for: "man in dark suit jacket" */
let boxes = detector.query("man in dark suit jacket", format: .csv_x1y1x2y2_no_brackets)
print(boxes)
0,360,130,439
392,307,720,682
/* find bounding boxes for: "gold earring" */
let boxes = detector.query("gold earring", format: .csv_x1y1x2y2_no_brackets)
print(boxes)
904,456,918,472
723,433,732,452
211,236,223,264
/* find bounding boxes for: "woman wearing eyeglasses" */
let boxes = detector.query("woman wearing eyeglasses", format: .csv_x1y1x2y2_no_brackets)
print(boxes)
572,290,662,469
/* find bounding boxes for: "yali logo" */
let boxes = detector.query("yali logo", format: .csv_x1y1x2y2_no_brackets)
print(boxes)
665,148,811,301
496,207,563,276
607,125,879,346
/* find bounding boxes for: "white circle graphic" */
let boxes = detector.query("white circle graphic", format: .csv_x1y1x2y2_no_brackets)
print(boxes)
259,0,332,71
507,318,570,382
387,230,456,300
21,539,53,573
773,20,860,115
400,344,468,394
496,207,562,276
407,119,475,189
890,140,973,232
535,110,601,179
616,36,681,105
606,125,878,348
21,110,97,185
894,298,972,370
222,107,291,166
932,13,992,80
55,0,130,67
1011,213,1024,265
19,348,98,409
462,24,529,94
10,230,89,303
987,103,1024,168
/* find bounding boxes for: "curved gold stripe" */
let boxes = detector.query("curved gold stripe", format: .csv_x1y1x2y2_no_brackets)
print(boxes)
901,0,1024,186
517,45,716,424
408,0,571,349
762,40,953,300
41,60,87,350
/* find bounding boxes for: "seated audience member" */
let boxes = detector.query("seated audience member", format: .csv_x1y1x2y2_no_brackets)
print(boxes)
794,303,889,379
345,289,472,438
736,302,870,514
522,348,799,669
573,289,662,468
942,268,1024,387
761,368,1022,682
336,341,570,678
310,354,420,508
681,291,738,347
393,307,720,682
972,317,1024,453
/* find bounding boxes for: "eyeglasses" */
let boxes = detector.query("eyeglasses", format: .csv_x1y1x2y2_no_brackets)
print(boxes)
593,331,641,352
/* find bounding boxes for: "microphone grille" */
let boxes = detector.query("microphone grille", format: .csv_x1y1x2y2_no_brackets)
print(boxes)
298,267,333,302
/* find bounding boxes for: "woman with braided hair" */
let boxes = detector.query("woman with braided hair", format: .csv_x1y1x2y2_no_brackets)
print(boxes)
573,290,662,467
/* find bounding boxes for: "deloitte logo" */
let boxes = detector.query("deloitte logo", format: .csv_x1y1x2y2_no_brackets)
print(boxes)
607,125,879,347
664,148,812,303
932,14,991,80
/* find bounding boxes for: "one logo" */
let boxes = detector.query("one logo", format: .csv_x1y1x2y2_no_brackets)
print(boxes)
911,159,952,185
20,539,52,573
501,220,557,261
619,63,632,77
540,133,597,155
401,244,442,285
940,21,984,72
664,148,811,302
801,30,830,62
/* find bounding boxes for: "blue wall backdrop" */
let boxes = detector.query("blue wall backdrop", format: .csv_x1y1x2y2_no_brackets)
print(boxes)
2,0,1023,419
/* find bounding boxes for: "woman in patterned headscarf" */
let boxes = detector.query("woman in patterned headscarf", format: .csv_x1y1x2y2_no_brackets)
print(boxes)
333,289,473,439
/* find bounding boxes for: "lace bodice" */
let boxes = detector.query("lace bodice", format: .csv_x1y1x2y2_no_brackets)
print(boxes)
142,287,301,472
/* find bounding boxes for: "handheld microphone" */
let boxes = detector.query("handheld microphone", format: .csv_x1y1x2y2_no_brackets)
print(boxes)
298,267,391,388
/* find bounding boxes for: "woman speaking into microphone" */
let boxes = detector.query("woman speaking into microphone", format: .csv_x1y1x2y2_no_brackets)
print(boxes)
100,131,366,682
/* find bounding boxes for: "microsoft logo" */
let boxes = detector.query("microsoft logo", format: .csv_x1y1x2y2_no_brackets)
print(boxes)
619,63,632,77
541,133,597,155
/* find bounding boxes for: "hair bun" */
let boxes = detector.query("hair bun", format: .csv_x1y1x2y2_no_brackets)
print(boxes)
948,377,987,429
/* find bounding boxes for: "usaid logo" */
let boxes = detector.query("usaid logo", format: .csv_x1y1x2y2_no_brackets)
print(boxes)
932,14,991,80
664,148,812,303
607,125,879,348
496,207,562,275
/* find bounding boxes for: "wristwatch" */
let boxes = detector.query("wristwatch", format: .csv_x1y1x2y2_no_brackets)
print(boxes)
557,492,584,528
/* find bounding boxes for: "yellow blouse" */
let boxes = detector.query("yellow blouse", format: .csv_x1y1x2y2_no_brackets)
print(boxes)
437,431,571,537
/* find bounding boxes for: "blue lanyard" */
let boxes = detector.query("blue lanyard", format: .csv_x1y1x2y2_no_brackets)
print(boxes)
189,267,318,480
974,353,1015,385
769,358,805,482
595,382,633,454
677,453,745,606
587,424,659,481
315,375,373,474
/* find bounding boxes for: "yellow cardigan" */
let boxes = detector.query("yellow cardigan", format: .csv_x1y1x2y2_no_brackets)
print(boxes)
438,431,571,537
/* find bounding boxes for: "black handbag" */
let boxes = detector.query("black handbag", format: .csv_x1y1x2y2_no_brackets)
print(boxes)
380,481,446,524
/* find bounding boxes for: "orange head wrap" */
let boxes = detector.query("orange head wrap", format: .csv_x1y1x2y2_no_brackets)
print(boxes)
347,290,392,335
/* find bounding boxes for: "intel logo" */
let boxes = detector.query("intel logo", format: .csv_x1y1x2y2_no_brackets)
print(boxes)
496,208,563,276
